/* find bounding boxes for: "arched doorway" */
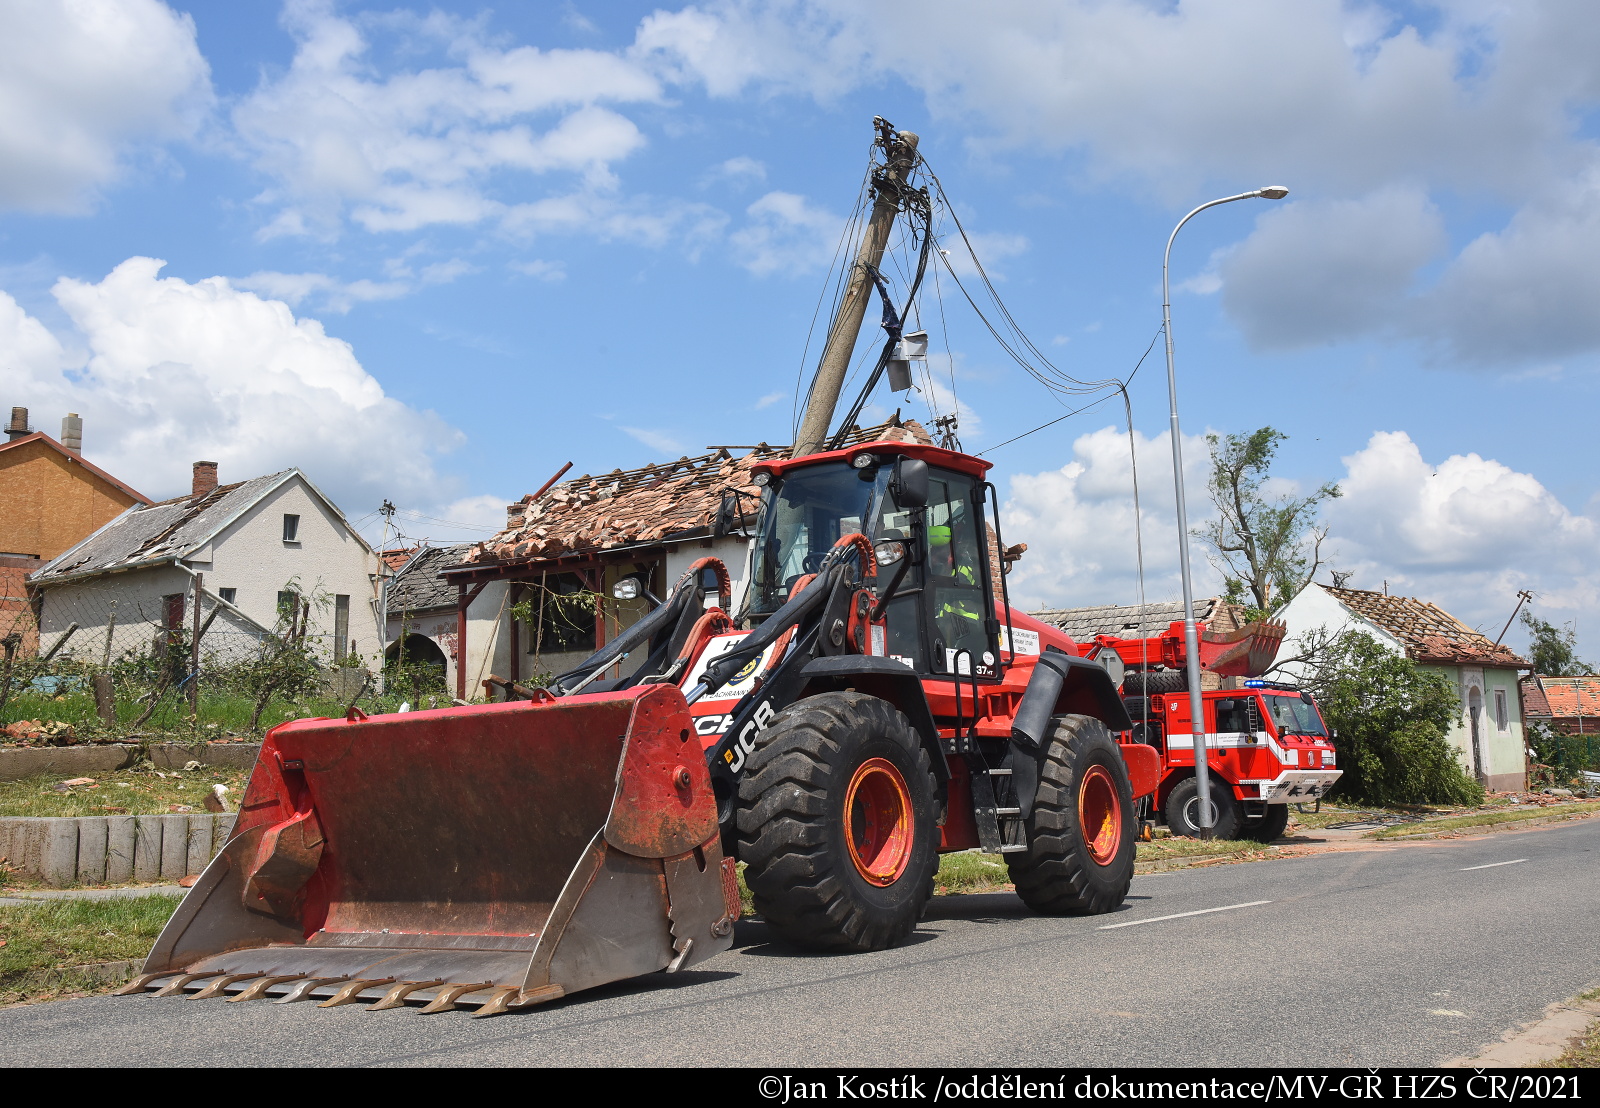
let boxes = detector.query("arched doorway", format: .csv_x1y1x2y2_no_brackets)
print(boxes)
1467,686,1486,783
385,633,449,700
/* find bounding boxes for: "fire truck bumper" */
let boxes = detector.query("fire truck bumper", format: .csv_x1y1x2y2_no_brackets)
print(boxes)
1259,770,1342,804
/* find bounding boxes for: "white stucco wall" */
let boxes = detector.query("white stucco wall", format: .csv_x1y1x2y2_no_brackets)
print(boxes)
195,475,380,663
1275,584,1524,790
35,472,379,671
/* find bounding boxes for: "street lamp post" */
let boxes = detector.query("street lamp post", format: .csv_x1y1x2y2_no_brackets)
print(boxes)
1161,186,1288,838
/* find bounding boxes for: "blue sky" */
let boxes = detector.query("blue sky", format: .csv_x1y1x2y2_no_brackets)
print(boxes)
3,0,1597,659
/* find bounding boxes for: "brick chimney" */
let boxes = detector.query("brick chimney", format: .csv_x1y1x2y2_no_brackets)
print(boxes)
60,413,82,453
192,460,219,497
6,407,29,442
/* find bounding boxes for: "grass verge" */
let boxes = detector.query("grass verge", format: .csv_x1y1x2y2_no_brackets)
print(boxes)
1371,801,1600,839
0,895,179,1005
1541,989,1600,1068
0,765,251,818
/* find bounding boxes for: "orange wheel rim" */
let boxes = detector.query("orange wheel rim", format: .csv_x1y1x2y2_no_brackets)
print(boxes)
1078,764,1122,865
843,758,914,886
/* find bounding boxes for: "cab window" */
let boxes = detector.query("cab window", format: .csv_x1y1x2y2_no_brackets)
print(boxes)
924,471,992,677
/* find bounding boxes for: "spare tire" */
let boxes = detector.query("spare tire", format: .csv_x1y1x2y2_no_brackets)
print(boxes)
1125,669,1187,695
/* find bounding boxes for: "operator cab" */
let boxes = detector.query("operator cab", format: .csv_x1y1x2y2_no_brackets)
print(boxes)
745,445,1002,680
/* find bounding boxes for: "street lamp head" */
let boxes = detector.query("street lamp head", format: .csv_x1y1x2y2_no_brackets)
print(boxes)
1257,185,1290,200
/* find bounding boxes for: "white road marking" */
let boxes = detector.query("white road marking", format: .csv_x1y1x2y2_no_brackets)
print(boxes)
1097,900,1272,930
1459,858,1527,871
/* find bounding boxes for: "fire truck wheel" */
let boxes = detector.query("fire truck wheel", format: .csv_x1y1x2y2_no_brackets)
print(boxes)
735,691,939,952
1007,715,1136,915
1242,803,1290,843
1163,776,1243,839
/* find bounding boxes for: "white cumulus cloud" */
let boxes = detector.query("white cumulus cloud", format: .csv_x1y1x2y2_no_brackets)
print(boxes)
731,191,847,276
234,0,661,237
1321,431,1600,639
1000,426,1216,613
0,0,212,212
2,257,462,516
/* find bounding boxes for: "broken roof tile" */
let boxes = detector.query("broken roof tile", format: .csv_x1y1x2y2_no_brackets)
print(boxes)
453,418,931,573
1324,585,1528,667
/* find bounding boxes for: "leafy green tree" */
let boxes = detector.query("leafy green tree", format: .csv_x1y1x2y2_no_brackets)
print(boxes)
1308,632,1483,806
1197,427,1340,620
1521,611,1592,676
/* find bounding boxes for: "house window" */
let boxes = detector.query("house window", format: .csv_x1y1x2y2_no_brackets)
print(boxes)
277,590,299,621
333,594,350,659
1494,688,1509,731
521,573,597,656
218,588,237,604
282,514,300,542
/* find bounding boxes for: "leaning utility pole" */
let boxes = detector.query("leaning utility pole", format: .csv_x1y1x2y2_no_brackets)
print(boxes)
791,119,920,458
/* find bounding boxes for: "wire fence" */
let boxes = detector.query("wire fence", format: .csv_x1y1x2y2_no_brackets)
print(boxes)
2,577,386,740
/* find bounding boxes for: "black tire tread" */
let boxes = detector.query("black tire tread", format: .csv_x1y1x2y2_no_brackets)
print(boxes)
1006,715,1135,915
736,691,937,952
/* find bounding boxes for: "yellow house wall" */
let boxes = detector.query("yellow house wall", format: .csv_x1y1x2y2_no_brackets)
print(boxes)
0,440,143,560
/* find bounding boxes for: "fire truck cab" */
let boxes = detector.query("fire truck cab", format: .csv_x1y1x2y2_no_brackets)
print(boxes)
1127,680,1341,842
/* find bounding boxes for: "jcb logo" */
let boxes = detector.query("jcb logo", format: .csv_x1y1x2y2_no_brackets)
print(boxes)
724,700,776,774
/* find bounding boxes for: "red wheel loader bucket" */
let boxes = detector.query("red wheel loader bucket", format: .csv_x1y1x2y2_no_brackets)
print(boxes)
118,684,740,1016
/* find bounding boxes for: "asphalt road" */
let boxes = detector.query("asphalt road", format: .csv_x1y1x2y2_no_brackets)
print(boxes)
3,818,1597,1067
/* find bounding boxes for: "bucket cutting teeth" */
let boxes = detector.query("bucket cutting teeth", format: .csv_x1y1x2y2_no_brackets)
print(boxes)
418,982,495,1014
318,978,396,1008
114,972,180,995
468,986,522,1018
228,975,310,1002
154,971,226,997
368,979,444,1011
192,973,264,1000
274,977,350,1004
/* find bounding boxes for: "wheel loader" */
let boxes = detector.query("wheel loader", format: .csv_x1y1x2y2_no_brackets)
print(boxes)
121,117,1159,1015
120,440,1159,1015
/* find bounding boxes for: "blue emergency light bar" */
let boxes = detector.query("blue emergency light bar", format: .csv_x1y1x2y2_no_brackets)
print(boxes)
1244,679,1302,691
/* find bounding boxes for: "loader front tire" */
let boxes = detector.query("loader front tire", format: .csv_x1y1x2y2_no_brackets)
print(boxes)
1007,715,1135,915
736,691,939,952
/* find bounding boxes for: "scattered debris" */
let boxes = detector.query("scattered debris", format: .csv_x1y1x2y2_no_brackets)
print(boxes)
177,875,199,888
203,784,231,813
182,760,201,771
167,804,194,813
61,778,96,787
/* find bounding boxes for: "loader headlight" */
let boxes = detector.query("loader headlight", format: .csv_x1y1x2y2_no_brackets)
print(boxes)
752,471,771,487
851,452,877,469
611,575,643,601
874,539,906,566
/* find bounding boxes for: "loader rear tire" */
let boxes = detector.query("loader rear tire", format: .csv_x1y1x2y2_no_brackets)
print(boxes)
736,691,938,952
1007,715,1135,915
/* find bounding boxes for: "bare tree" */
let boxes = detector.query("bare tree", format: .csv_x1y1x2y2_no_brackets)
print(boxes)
1196,427,1341,619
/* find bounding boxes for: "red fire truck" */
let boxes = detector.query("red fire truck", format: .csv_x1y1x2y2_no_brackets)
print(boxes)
1079,620,1342,842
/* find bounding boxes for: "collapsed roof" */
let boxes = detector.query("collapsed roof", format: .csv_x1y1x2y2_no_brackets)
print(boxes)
453,418,931,575
1322,585,1528,667
1031,597,1247,643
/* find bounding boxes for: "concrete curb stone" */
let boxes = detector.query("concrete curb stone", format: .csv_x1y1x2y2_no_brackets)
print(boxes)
0,813,236,887
0,742,260,783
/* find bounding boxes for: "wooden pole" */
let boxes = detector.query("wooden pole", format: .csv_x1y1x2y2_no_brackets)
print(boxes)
791,125,919,458
189,572,203,715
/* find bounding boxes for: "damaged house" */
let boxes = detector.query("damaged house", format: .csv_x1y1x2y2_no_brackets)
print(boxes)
427,419,933,700
1275,583,1531,791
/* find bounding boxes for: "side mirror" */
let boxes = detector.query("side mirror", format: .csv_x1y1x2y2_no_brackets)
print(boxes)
892,457,929,508
713,490,738,538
